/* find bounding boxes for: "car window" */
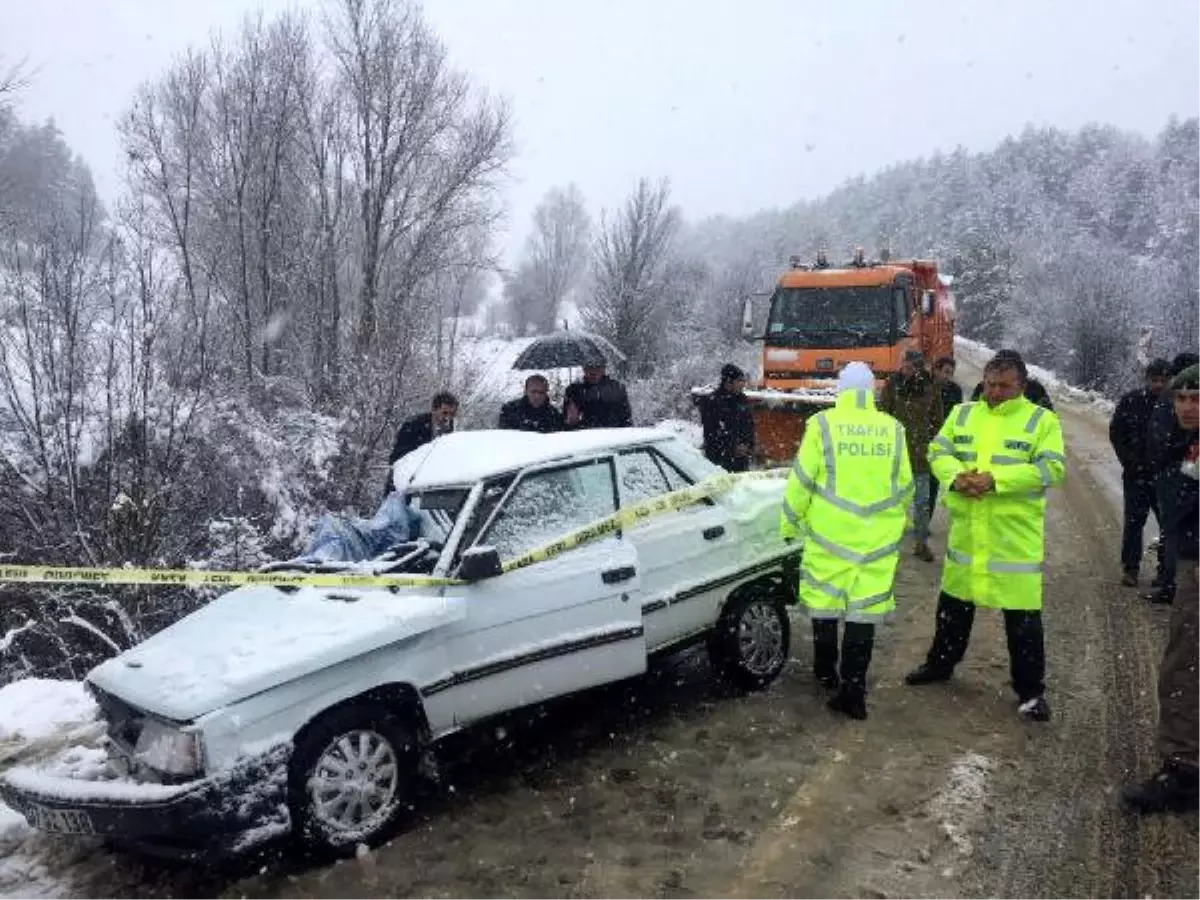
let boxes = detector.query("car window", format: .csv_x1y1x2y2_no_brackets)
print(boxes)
618,449,672,505
479,459,617,561
618,447,714,510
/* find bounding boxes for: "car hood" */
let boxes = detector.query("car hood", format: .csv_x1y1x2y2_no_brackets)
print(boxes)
88,584,463,722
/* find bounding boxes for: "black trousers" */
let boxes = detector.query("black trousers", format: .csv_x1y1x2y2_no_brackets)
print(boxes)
812,620,875,695
928,477,940,519
923,592,1046,701
1120,473,1160,573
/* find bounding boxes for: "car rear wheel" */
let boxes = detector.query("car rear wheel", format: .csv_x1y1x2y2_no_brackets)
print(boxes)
288,702,418,856
709,585,791,691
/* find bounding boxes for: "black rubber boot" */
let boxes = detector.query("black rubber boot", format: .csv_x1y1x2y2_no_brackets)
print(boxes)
827,689,868,720
812,619,840,690
905,663,953,686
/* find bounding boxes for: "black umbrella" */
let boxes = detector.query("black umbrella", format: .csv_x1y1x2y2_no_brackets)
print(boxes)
511,330,627,371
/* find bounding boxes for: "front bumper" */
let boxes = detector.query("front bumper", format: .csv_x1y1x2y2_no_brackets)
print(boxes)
0,744,291,858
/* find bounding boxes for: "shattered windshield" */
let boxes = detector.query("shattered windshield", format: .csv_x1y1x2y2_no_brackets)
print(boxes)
765,286,894,348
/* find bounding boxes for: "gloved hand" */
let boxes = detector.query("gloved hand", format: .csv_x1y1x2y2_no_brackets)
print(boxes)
780,550,800,596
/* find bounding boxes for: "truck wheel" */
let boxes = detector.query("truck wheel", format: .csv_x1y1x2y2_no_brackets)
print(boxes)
288,702,418,857
709,586,791,691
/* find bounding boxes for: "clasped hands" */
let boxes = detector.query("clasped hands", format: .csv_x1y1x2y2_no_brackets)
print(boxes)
952,469,995,498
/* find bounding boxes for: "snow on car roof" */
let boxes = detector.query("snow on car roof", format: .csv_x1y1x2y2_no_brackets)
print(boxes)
392,427,676,490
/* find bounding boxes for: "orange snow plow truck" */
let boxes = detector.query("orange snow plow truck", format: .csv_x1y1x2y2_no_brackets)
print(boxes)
727,249,955,464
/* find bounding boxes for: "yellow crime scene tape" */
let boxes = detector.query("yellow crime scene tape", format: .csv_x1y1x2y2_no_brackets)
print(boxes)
0,468,788,592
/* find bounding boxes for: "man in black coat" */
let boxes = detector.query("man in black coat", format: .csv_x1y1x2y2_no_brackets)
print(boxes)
695,363,756,472
1123,364,1199,813
969,349,1055,411
383,391,459,495
498,374,564,433
563,360,633,429
1110,358,1174,585
1143,351,1200,603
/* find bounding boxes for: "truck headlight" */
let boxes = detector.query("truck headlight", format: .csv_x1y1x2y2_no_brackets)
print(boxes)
134,719,204,777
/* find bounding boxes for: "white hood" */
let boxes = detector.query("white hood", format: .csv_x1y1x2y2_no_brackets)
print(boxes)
88,584,463,722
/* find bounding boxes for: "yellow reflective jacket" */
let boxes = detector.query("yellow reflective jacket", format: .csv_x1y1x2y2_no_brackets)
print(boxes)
928,397,1067,610
779,389,914,622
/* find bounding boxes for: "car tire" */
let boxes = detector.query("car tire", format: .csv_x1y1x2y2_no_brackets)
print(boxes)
709,583,791,691
287,702,419,857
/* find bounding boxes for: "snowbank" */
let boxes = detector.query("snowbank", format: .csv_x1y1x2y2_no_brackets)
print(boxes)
0,679,103,900
0,680,96,746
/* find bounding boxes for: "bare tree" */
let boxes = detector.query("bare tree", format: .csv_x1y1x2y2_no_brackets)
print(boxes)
508,184,590,333
582,177,680,374
325,0,512,355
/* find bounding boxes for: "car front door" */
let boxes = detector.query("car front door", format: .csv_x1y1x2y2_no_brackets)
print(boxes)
425,456,646,728
615,445,737,651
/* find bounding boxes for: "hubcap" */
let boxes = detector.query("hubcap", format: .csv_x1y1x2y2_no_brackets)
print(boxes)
738,601,785,675
308,729,400,838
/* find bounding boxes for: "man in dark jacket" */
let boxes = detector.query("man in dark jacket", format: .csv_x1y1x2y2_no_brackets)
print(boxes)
970,349,1054,411
1110,358,1173,585
1123,364,1198,813
928,355,963,518
1143,351,1200,604
498,374,564,433
383,391,458,495
880,351,944,561
563,360,633,429
695,363,756,471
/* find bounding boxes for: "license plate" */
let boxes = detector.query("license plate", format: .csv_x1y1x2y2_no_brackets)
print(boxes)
26,804,95,834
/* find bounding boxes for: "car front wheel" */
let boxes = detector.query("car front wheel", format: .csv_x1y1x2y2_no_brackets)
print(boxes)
709,586,791,691
288,702,418,856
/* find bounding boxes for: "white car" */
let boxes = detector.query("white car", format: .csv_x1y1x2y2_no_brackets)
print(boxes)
0,428,795,857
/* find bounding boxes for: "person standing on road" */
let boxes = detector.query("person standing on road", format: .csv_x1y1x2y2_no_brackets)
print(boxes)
1143,351,1200,605
879,350,944,562
779,361,914,720
1109,358,1173,586
563,359,633,429
969,349,1055,411
498,374,564,433
928,355,964,519
695,363,756,472
905,351,1066,722
1123,364,1199,813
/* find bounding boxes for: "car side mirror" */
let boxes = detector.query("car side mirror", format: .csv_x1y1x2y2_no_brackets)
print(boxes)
741,296,755,340
458,545,503,581
921,290,935,317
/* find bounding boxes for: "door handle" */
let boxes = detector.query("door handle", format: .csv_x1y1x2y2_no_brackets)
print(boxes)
703,525,726,541
602,566,637,584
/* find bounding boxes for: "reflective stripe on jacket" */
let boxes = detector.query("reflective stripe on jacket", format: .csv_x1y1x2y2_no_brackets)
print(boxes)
779,389,913,622
927,398,1067,610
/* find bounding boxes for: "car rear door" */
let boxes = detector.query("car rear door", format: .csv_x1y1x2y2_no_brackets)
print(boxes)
425,456,646,728
614,445,737,651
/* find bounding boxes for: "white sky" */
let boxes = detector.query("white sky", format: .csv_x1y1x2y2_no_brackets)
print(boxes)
2,0,1197,266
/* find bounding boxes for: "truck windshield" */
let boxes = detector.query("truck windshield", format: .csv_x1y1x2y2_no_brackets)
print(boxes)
764,286,894,348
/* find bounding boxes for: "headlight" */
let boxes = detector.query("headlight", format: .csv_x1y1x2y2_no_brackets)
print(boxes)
133,719,204,777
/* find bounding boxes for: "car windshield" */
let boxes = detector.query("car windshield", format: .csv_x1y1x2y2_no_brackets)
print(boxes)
765,286,894,348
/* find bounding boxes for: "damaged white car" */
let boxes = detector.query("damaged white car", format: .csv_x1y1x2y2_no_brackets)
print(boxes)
0,428,795,857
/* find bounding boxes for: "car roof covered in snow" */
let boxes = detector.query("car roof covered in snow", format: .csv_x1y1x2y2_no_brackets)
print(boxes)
391,427,678,490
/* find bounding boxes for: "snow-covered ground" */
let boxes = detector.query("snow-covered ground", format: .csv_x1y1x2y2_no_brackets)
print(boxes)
0,680,104,900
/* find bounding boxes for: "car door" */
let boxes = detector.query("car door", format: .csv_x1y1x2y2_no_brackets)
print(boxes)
614,445,737,651
425,456,646,728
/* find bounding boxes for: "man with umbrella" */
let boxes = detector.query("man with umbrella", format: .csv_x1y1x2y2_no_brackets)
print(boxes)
511,329,633,429
564,358,633,429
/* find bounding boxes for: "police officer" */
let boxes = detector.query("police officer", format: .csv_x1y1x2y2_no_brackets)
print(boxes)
905,351,1067,721
780,361,914,720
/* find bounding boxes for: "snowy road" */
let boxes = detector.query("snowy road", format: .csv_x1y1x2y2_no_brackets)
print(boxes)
3,360,1196,899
